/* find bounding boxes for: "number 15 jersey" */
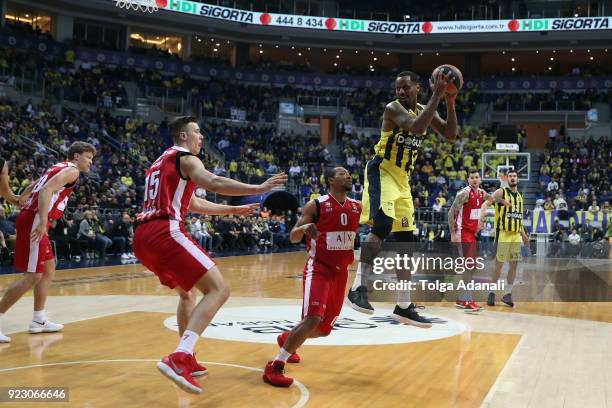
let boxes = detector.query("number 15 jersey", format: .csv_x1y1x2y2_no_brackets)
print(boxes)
306,195,361,270
136,146,196,223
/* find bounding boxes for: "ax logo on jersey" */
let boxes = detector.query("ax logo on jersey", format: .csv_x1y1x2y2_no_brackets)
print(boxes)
164,305,467,345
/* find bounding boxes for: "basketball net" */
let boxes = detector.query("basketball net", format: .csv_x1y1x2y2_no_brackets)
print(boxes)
497,165,512,188
115,0,158,13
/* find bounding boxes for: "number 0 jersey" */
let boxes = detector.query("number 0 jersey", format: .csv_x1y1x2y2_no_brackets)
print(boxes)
374,101,426,177
305,195,361,270
136,146,196,223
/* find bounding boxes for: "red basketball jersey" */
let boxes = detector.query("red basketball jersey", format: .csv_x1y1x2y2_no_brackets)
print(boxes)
22,162,77,220
306,194,361,269
454,186,485,235
137,146,196,223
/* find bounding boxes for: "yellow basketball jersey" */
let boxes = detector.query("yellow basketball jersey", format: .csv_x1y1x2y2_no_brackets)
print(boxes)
374,101,426,177
495,187,524,232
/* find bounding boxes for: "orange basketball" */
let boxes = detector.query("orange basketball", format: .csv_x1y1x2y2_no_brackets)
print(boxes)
432,64,463,94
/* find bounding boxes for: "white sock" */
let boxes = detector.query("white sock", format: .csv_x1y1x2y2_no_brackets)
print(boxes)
33,310,46,323
275,348,291,363
175,330,199,354
351,263,363,291
397,288,411,307
505,282,514,295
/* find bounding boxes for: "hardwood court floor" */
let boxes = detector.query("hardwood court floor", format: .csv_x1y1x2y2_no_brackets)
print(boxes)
0,252,610,408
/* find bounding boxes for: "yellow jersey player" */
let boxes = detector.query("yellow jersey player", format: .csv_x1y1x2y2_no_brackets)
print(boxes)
479,169,529,307
347,70,458,326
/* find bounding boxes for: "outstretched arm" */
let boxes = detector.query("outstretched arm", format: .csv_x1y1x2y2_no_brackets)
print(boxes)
181,155,287,196
188,196,259,216
479,188,504,231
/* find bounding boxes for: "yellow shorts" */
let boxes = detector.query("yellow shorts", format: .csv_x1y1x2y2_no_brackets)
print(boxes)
495,230,522,262
360,156,414,232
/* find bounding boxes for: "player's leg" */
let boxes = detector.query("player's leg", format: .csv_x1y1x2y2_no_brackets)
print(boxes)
174,287,196,337
0,272,42,342
488,259,505,306
348,158,393,313
456,233,482,312
30,257,64,333
502,260,518,307
264,262,330,387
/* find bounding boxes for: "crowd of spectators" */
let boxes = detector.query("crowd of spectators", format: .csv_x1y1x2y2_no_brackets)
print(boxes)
537,132,612,213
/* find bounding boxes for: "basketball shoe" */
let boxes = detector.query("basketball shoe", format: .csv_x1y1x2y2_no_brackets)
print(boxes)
391,304,432,328
502,293,514,307
29,320,63,334
455,300,483,313
346,286,374,314
156,352,202,394
191,353,208,376
262,360,293,387
277,331,300,363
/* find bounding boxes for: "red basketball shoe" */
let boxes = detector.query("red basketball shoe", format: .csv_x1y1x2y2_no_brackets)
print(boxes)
156,352,202,394
263,360,294,387
277,331,300,363
455,300,483,313
191,353,208,377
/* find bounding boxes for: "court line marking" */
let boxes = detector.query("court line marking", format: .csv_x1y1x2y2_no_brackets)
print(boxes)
480,334,527,408
0,359,310,408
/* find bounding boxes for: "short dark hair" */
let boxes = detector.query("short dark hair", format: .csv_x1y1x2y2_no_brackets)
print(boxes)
397,71,420,83
67,141,96,160
507,169,518,176
170,116,198,143
325,167,342,186
468,168,480,176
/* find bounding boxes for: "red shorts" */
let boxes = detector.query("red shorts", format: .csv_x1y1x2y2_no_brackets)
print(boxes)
458,230,477,268
134,219,216,291
14,210,53,273
302,258,348,336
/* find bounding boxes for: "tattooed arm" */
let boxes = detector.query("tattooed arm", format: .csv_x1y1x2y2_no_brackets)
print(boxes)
448,189,469,242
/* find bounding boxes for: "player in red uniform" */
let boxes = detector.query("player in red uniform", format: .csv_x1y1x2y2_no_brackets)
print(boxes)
263,167,360,387
0,142,96,343
448,168,508,312
133,116,286,394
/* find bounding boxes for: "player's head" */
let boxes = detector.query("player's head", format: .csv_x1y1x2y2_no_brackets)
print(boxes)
325,167,352,193
68,141,96,173
395,71,421,103
170,116,202,155
507,169,519,187
467,168,481,189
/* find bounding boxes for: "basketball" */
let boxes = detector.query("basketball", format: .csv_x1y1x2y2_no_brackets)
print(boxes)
432,64,463,94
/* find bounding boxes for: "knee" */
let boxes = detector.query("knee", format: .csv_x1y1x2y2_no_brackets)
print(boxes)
303,315,322,331
23,272,43,286
178,289,196,303
218,281,230,303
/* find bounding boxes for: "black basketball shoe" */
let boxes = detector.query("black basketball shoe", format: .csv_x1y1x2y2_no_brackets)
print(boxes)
487,292,495,306
391,304,432,328
502,293,514,307
346,286,374,314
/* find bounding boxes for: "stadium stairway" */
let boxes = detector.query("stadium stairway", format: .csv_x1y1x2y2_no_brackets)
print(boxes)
521,148,543,209
467,103,489,128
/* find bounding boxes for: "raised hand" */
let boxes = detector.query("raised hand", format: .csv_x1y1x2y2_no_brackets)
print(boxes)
429,71,450,98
